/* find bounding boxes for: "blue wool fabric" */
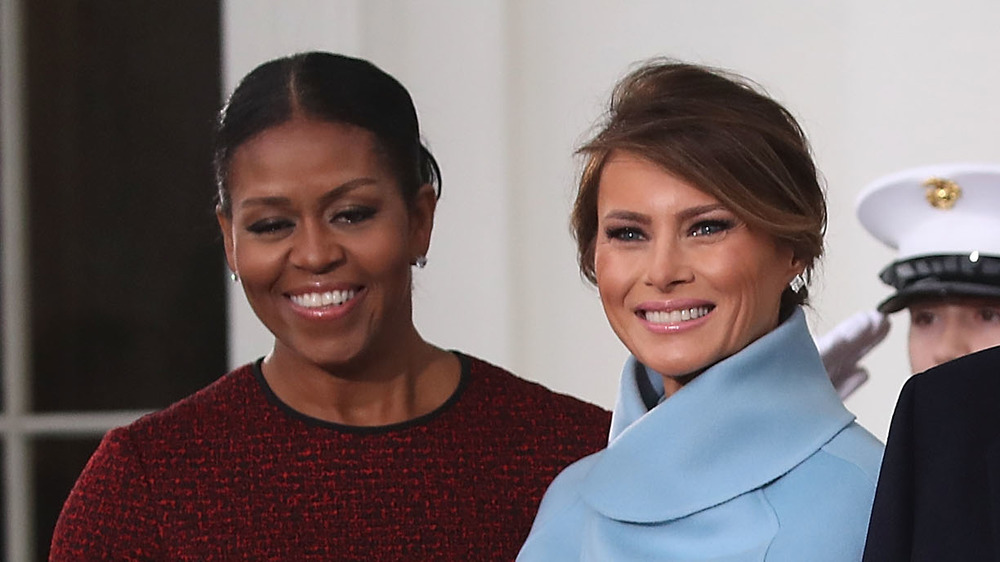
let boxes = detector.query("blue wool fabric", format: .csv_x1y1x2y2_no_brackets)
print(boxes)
518,309,883,561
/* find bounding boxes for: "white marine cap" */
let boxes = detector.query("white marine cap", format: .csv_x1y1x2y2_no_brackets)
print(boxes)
856,163,1000,313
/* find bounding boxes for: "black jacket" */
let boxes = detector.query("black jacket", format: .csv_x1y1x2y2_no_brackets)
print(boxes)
863,345,1000,561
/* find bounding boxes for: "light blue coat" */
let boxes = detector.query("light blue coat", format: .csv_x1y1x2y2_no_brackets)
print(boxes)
518,309,883,561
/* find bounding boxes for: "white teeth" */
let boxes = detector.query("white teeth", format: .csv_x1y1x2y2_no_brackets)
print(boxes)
290,290,357,308
644,306,711,324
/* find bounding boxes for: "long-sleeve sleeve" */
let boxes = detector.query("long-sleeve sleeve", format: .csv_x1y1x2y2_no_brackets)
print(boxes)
49,427,161,561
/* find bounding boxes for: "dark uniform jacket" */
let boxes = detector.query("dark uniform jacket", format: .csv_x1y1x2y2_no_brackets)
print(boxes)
863,345,1000,561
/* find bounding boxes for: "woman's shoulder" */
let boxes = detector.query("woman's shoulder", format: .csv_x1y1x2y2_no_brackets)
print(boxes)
768,422,882,500
515,452,601,561
763,422,881,523
117,363,260,442
457,352,611,423
818,422,884,484
759,423,882,558
535,451,603,508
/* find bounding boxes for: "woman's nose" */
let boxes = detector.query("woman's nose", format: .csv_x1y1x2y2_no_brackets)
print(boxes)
290,221,344,273
643,238,693,290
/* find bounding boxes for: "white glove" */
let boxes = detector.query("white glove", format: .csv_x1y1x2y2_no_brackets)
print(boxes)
815,310,890,400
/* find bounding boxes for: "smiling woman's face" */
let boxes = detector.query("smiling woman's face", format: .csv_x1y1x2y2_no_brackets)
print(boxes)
217,118,434,374
594,152,802,396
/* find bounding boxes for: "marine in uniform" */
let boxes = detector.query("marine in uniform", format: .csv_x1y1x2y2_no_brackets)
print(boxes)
859,164,1000,559
819,163,1000,397
857,163,1000,374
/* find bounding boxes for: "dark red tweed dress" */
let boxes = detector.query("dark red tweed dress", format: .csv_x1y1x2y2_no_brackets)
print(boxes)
49,352,610,561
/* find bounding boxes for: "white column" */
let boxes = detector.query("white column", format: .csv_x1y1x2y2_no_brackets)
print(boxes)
1,0,35,558
220,0,365,367
360,0,515,366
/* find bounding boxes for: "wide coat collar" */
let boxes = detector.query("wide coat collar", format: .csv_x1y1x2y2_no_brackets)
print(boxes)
584,308,854,523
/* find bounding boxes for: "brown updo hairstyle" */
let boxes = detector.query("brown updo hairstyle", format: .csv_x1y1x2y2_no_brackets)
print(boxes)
572,59,827,318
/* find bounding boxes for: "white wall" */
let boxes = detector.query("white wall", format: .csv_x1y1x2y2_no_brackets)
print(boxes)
222,0,1000,440
222,0,517,371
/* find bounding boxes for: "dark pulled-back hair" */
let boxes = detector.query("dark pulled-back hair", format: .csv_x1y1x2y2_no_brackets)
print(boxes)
214,51,441,216
572,59,827,315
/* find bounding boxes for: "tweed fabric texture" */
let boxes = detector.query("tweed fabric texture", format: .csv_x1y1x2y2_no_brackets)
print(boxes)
50,353,610,561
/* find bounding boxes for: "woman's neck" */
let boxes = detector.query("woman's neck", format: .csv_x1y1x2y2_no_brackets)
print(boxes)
660,370,700,400
260,332,461,427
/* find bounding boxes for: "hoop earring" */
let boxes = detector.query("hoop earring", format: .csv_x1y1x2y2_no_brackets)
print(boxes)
414,255,428,269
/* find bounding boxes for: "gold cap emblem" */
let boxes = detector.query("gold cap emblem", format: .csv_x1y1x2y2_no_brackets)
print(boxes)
923,176,962,210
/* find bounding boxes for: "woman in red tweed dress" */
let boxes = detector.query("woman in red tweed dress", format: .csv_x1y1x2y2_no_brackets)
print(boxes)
50,52,609,561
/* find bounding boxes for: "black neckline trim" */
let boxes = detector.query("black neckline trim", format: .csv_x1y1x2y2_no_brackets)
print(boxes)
250,352,471,435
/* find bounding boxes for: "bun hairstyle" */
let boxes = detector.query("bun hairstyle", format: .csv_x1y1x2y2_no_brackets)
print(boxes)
214,52,441,217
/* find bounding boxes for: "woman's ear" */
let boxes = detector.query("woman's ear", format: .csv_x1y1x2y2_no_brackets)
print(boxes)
216,207,237,274
408,184,438,259
783,246,806,284
791,259,805,282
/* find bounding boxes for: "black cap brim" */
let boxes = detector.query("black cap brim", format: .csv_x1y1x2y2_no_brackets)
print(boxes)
878,253,1000,313
878,279,1000,313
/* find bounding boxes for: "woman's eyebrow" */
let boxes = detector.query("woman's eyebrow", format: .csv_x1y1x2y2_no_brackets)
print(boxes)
603,210,651,224
316,177,379,207
603,204,727,224
676,203,727,221
238,177,379,210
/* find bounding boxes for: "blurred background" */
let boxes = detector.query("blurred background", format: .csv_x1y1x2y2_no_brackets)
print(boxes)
2,1,999,559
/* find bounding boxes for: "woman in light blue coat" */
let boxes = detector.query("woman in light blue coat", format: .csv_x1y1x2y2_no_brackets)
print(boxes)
518,60,883,561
